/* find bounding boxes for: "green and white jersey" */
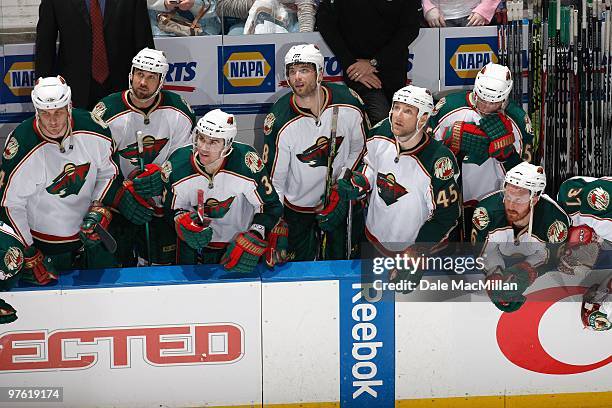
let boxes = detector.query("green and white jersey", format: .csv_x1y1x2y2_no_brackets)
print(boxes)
94,90,196,179
163,143,282,247
363,120,461,254
558,176,612,242
263,82,367,212
0,109,118,246
472,191,570,273
427,90,534,204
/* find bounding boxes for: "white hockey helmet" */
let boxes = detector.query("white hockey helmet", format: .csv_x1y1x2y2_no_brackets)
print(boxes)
129,47,169,99
194,109,238,156
474,62,513,103
389,85,434,132
284,43,324,80
504,162,547,197
31,76,72,111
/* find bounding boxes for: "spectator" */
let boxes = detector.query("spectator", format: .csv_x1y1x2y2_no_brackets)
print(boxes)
148,0,221,36
423,0,500,28
316,0,421,125
35,0,154,110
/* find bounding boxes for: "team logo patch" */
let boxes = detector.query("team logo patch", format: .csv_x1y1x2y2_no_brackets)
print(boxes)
587,311,611,331
547,220,569,243
3,137,19,160
4,247,23,273
245,151,264,173
297,136,344,168
263,113,275,135
587,187,609,211
118,136,168,166
46,162,91,198
161,161,172,183
431,97,446,116
376,172,408,206
204,197,235,218
434,157,454,180
90,102,108,128
472,207,490,230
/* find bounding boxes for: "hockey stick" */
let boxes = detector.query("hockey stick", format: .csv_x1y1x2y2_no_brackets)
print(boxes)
340,168,353,260
94,223,117,253
197,189,205,224
319,106,340,261
136,130,152,266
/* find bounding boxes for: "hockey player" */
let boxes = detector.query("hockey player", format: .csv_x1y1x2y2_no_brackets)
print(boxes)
472,162,570,312
332,85,460,254
0,76,122,279
162,109,283,272
0,221,26,324
557,176,611,331
427,62,534,234
263,43,367,261
93,47,196,265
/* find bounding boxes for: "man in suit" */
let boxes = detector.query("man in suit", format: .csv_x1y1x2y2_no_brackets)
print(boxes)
35,0,155,110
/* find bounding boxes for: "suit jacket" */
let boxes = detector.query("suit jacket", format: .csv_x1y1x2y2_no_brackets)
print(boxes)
35,0,154,109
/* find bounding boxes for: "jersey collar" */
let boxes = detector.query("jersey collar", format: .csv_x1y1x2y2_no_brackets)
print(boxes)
191,151,228,184
289,85,332,119
394,131,430,158
122,90,163,123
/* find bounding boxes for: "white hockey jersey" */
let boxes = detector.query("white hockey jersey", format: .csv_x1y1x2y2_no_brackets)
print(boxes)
263,83,366,212
0,110,118,246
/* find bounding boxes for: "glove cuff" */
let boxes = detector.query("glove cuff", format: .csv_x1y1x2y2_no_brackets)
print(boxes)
237,232,267,257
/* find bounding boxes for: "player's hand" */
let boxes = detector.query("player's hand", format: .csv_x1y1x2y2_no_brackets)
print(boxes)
79,203,113,249
221,230,267,273
337,171,370,201
357,72,383,89
346,59,378,81
174,211,213,250
316,186,349,232
425,7,446,28
129,164,163,198
265,219,290,267
467,12,488,26
113,181,155,225
22,246,58,286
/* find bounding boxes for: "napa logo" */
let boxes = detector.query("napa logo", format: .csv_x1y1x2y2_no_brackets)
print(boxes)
1,55,36,103
445,37,499,86
218,44,275,94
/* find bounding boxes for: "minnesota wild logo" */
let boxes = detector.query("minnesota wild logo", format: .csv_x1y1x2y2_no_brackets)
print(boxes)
118,135,168,166
202,196,235,218
46,163,91,198
297,136,344,168
376,172,408,206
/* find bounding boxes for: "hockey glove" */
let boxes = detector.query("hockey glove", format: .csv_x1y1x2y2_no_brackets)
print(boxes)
265,219,289,267
486,261,538,313
479,113,516,161
559,225,602,276
79,204,113,249
581,283,611,331
128,164,163,198
22,246,58,286
221,230,267,273
442,122,490,165
337,171,370,201
112,180,154,225
174,211,213,251
0,299,17,324
316,187,349,232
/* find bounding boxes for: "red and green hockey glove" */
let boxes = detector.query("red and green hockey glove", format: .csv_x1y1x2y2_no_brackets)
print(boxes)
174,211,213,251
128,164,163,198
22,246,58,286
559,225,601,275
486,261,538,313
442,122,490,165
337,171,370,201
479,113,516,161
221,230,267,273
112,180,154,225
79,204,113,248
265,219,289,267
316,187,349,232
0,299,17,324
